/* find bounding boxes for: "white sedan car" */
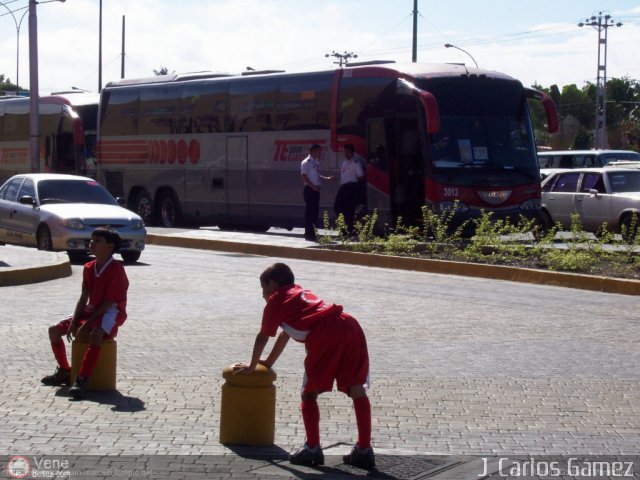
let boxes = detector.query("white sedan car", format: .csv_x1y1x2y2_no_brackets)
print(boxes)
0,174,146,263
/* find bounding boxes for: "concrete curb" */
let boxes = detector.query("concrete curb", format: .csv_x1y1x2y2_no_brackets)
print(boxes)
0,250,72,287
147,234,640,296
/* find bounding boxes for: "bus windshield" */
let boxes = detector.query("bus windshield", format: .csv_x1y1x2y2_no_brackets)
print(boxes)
418,77,538,186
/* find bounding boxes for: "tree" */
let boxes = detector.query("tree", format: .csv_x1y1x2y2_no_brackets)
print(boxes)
530,76,640,151
0,74,20,95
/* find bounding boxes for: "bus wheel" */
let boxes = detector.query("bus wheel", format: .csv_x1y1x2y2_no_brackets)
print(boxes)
37,225,53,251
157,191,182,228
134,190,154,225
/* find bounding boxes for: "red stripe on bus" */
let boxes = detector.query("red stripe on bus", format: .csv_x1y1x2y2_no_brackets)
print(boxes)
98,158,147,164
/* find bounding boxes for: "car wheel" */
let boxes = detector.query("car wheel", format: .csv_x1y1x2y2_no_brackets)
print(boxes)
37,225,53,251
157,191,182,228
121,250,141,264
134,190,154,226
67,251,87,263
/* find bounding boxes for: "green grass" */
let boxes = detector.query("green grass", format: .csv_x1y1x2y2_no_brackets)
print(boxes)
317,209,640,280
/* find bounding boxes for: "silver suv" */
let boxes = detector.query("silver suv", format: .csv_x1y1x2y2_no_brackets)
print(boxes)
540,167,640,234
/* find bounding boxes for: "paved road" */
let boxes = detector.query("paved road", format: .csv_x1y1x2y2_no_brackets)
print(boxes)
1,243,639,477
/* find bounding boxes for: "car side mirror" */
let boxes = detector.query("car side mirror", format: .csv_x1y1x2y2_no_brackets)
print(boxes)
19,195,35,206
588,189,599,196
116,197,126,207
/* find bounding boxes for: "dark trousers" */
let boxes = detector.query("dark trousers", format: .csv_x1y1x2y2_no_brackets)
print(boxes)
303,186,320,240
334,182,364,233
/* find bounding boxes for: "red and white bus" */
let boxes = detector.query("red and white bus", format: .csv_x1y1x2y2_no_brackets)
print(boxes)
0,92,99,184
96,63,559,229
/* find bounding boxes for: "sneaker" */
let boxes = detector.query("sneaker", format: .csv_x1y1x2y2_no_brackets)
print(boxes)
41,367,71,386
289,443,324,466
68,376,88,399
343,444,375,470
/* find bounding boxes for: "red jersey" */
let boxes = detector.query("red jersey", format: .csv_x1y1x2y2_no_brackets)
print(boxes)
82,257,129,326
261,284,343,342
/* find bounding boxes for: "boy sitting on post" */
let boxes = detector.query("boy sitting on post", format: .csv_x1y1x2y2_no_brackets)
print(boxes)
234,262,375,469
41,227,129,400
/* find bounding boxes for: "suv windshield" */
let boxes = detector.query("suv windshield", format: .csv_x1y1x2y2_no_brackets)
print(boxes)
38,179,118,205
417,77,538,187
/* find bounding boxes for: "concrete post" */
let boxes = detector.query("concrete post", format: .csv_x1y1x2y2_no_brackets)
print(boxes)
71,339,117,390
219,364,277,445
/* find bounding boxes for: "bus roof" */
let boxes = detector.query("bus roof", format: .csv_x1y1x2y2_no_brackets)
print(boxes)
103,62,517,89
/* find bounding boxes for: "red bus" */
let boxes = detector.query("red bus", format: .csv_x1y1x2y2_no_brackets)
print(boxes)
0,92,99,183
96,63,559,229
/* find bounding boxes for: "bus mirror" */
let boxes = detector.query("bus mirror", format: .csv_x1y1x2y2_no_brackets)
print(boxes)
396,79,440,134
525,88,560,134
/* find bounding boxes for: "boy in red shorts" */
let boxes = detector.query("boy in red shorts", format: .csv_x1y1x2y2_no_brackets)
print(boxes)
41,227,129,400
234,263,374,469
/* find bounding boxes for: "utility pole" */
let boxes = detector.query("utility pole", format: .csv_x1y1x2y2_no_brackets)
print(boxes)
579,12,622,149
121,15,125,79
98,0,102,92
28,0,39,172
412,0,418,62
325,51,357,67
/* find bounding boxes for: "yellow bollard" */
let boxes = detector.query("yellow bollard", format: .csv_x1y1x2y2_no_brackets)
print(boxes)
71,339,117,391
219,364,277,446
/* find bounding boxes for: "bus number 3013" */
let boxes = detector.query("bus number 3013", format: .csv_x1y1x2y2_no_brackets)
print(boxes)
443,187,459,198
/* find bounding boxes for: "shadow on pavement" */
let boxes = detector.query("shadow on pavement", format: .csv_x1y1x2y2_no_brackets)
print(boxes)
55,387,146,412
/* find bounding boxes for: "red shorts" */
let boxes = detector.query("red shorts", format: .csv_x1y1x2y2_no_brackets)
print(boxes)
54,313,117,339
302,313,370,394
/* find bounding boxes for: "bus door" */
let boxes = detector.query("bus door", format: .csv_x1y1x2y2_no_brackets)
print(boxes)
184,152,214,223
57,110,80,173
226,136,250,222
366,117,394,224
394,115,425,225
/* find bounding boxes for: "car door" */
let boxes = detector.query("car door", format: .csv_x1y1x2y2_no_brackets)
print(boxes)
544,172,581,228
0,177,26,245
575,172,612,231
9,178,39,246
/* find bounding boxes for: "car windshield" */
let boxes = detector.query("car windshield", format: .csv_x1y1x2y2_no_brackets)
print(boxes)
607,171,640,193
37,179,118,205
417,77,538,187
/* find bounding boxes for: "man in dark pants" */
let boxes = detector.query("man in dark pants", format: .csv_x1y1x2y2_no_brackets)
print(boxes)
334,144,366,235
300,144,334,241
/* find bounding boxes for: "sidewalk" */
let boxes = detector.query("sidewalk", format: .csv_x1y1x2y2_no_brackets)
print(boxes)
0,244,70,287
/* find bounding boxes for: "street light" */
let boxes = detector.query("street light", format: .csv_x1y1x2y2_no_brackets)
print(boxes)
444,43,479,69
0,2,29,92
28,0,65,172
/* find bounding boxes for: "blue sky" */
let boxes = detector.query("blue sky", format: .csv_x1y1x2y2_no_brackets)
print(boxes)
1,0,639,94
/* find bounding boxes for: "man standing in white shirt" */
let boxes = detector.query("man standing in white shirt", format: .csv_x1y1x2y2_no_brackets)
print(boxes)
301,144,335,241
334,144,366,234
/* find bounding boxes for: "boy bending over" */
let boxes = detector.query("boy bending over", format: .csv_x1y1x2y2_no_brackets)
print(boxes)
234,263,374,469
